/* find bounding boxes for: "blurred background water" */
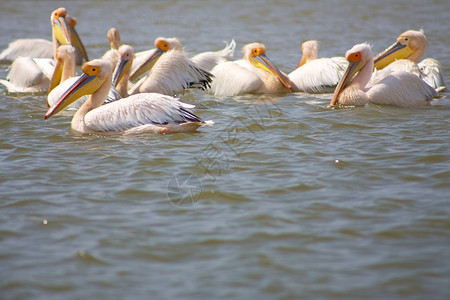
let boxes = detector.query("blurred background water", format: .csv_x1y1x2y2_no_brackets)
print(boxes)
0,0,449,299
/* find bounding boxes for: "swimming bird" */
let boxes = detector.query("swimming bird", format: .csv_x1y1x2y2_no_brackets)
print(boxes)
44,59,214,134
208,42,292,96
329,43,439,108
129,36,234,82
127,42,213,96
373,29,446,92
0,8,80,93
288,40,348,93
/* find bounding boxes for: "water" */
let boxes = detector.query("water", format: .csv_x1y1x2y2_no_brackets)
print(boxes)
1,0,449,299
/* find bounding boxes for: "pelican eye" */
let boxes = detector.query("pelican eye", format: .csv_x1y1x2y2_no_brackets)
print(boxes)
348,52,361,62
83,66,99,76
252,48,265,56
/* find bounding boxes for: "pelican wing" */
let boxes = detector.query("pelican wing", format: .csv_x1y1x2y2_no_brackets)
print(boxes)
84,93,200,132
418,58,447,92
382,59,421,77
289,57,348,93
209,60,262,96
191,39,236,72
368,71,439,107
0,56,51,92
131,50,212,96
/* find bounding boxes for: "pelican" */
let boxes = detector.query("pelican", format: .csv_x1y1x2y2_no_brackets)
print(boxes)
129,37,235,82
44,59,214,134
208,42,292,96
329,43,439,108
48,45,122,109
373,29,446,92
0,13,88,65
0,8,82,93
47,45,80,107
288,40,348,93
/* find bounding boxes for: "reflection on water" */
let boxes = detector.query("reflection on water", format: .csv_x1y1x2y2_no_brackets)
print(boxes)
0,0,449,299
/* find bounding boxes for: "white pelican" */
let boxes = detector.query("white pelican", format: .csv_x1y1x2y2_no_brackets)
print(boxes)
47,45,81,108
329,43,439,108
373,29,446,92
208,42,292,96
48,45,122,109
129,37,235,82
0,8,80,93
0,12,88,65
44,59,214,134
288,40,348,93
128,50,213,96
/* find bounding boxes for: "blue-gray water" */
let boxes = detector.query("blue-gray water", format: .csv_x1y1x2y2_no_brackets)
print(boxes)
1,1,449,299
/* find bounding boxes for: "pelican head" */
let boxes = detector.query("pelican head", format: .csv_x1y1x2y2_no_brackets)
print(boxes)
129,37,182,82
243,42,292,90
297,40,319,68
113,45,135,87
330,43,372,106
45,59,112,119
107,27,122,50
51,7,71,45
374,29,427,70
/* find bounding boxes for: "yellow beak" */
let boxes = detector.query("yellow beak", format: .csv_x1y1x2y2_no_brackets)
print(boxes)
52,15,71,45
45,72,98,119
373,41,415,70
47,59,63,98
254,53,292,90
129,48,164,82
69,25,89,62
329,60,363,106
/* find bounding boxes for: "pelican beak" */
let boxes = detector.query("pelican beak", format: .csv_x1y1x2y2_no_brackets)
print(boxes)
68,18,89,62
129,48,164,82
52,15,71,45
45,71,98,119
48,59,63,96
297,52,308,68
112,58,129,87
373,41,415,70
255,53,293,91
329,59,363,107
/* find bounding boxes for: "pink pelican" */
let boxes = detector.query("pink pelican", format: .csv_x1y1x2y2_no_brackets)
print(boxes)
208,42,292,96
329,43,439,108
288,40,348,93
44,59,214,134
0,8,84,93
373,29,446,92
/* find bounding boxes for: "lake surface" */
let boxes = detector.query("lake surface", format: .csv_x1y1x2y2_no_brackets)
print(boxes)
1,0,449,299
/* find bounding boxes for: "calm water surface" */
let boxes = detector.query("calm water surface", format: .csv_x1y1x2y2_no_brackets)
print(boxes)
1,1,449,299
